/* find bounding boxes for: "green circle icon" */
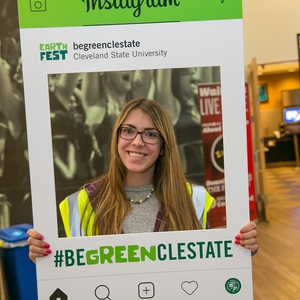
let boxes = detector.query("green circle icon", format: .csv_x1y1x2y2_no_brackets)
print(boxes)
225,278,241,294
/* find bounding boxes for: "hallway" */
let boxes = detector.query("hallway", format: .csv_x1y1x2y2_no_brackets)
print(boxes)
252,166,300,299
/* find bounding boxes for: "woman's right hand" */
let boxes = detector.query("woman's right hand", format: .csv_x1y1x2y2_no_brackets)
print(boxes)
27,229,52,263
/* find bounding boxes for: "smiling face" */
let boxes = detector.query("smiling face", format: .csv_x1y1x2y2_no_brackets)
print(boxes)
117,108,163,186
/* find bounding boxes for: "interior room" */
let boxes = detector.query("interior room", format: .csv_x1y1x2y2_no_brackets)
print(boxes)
0,0,300,299
243,0,300,298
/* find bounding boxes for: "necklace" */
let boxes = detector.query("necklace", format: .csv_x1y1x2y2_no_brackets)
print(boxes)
127,187,154,204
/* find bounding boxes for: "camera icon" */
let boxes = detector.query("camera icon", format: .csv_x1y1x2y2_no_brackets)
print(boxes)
30,0,47,12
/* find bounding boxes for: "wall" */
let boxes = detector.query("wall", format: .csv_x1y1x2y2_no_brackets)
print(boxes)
242,0,300,139
243,0,300,65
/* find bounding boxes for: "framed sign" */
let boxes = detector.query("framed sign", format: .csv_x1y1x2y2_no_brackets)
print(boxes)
17,1,252,299
259,84,268,103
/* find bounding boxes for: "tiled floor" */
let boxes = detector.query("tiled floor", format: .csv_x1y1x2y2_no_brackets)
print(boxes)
252,165,300,300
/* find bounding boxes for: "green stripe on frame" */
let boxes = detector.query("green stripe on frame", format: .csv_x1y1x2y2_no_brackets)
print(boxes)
18,0,242,28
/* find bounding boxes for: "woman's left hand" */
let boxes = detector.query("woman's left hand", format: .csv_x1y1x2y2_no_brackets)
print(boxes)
235,221,258,254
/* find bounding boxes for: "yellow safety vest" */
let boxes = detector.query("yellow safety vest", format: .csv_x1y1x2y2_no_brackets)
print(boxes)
59,183,214,237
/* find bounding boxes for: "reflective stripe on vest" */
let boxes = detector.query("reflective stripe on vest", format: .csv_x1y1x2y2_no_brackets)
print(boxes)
59,189,94,237
60,184,214,237
187,184,214,229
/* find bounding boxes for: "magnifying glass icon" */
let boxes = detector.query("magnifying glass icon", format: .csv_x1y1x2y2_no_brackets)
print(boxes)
95,285,111,300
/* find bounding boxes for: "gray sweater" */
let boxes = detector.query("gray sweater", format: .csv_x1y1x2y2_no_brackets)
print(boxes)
123,185,159,233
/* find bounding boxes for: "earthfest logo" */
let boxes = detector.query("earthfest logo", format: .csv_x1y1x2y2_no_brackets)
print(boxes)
39,42,68,61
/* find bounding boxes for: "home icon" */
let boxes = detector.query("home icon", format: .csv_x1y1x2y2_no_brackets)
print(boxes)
49,288,68,300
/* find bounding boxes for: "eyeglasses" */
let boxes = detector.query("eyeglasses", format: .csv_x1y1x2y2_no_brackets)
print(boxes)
119,127,161,145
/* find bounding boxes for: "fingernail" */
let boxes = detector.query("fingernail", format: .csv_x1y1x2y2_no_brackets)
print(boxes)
43,254,48,256
39,235,44,240
46,249,52,254
44,243,50,249
235,239,240,245
235,235,240,240
240,230,243,233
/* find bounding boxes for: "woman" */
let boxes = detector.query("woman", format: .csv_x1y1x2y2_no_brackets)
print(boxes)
27,98,258,261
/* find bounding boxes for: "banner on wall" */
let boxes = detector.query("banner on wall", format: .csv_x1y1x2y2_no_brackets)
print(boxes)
17,1,253,299
198,83,226,228
198,83,258,228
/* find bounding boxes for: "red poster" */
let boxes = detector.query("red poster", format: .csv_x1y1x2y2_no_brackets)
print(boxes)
245,83,258,221
198,83,257,228
198,83,226,228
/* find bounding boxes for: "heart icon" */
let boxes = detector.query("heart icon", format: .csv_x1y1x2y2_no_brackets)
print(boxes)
181,281,198,295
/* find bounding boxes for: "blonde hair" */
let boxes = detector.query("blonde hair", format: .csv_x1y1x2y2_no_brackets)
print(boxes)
87,97,202,235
